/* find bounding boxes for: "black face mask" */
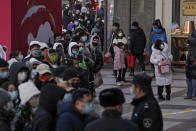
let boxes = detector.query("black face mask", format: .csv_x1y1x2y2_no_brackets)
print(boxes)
92,42,98,47
66,38,70,42
71,83,80,88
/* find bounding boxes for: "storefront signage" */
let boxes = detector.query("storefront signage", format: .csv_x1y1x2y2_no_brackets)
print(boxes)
183,1,196,16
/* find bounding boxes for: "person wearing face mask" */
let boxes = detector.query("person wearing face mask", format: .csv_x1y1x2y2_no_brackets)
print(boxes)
34,64,55,90
113,29,128,82
68,42,80,58
78,41,94,70
31,84,66,131
85,88,139,131
13,81,40,131
150,40,173,100
23,41,42,63
9,62,30,87
53,43,65,66
8,50,23,68
89,36,104,90
29,58,43,80
0,59,9,87
80,32,88,44
1,81,19,109
63,68,81,89
130,73,163,131
56,88,94,131
43,48,58,68
0,88,15,131
129,22,146,76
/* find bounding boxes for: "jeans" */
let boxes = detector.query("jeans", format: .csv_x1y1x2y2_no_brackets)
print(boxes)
186,79,196,98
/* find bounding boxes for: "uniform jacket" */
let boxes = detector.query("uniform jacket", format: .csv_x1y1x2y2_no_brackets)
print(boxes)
150,43,173,86
131,95,163,131
85,110,139,131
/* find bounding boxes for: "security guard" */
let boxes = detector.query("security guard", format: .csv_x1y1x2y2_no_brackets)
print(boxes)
130,73,163,131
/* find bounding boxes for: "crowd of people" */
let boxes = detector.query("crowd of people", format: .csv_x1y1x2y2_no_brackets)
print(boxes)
0,1,196,130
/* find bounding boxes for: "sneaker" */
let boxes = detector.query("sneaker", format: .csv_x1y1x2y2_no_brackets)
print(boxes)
192,97,196,101
184,96,192,99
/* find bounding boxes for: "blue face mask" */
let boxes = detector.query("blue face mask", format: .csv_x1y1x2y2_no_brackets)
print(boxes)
82,36,87,42
19,55,23,61
0,72,9,79
82,102,94,114
7,102,14,111
9,91,18,101
31,69,37,77
59,78,63,83
130,88,135,97
63,93,73,103
34,50,42,57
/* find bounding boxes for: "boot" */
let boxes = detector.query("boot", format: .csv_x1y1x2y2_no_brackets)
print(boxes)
122,68,127,82
166,85,171,100
158,86,165,100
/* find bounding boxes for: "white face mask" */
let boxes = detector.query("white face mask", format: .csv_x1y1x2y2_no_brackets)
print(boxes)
160,44,164,49
118,33,123,37
17,71,28,82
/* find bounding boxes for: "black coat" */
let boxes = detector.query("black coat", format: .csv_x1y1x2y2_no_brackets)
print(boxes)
85,110,139,131
129,27,146,56
131,95,163,131
9,62,30,87
0,109,14,131
31,84,66,131
89,48,103,74
186,36,196,79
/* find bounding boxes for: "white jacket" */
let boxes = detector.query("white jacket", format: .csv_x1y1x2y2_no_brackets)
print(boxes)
150,43,173,86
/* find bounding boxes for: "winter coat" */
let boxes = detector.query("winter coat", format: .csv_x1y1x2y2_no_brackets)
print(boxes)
31,84,66,131
150,43,173,86
13,104,32,131
9,62,30,87
131,95,163,131
56,102,89,131
85,110,139,131
89,42,103,74
0,109,13,131
186,35,196,79
129,27,146,56
149,29,167,47
113,46,125,70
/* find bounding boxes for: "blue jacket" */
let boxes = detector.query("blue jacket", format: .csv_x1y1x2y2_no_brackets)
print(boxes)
56,102,88,131
151,29,167,45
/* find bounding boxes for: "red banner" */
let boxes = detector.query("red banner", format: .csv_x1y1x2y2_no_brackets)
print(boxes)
11,0,62,55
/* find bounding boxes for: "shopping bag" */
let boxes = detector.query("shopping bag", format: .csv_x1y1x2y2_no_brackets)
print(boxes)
104,52,111,64
94,72,103,88
158,62,171,75
79,59,87,70
127,53,135,69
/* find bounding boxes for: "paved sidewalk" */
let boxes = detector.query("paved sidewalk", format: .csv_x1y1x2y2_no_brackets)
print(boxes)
94,66,196,131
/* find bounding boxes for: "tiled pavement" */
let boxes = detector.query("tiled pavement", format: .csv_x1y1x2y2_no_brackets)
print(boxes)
94,66,196,131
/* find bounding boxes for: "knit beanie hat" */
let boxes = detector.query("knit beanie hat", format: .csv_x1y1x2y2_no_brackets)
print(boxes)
63,68,80,81
18,81,40,105
0,88,10,108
